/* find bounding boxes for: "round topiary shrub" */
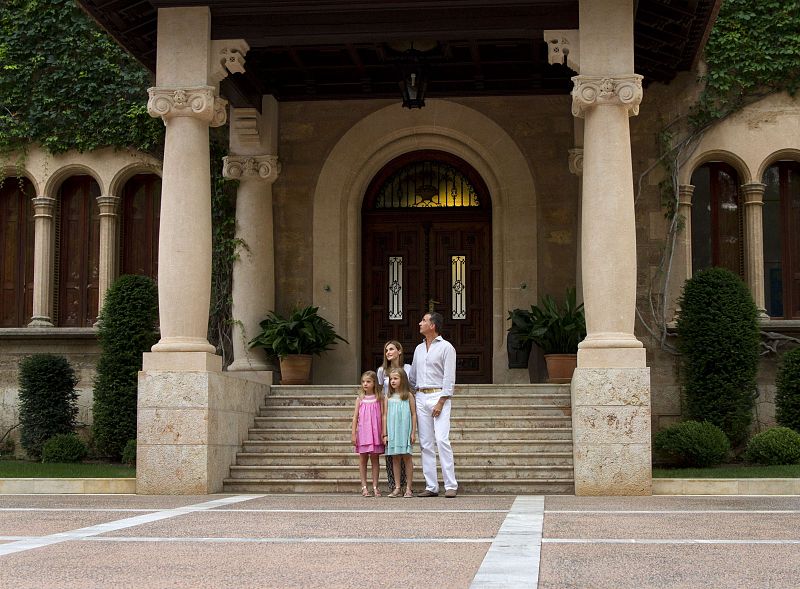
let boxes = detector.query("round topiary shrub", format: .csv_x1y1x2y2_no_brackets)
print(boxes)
92,274,158,459
744,427,800,466
775,348,800,432
122,439,137,467
18,354,79,460
653,420,731,467
676,267,760,446
41,433,88,463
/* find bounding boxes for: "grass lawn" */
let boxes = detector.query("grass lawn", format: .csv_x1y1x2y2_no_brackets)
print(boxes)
0,460,135,478
653,464,800,478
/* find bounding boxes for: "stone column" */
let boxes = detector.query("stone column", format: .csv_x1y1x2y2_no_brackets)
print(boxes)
28,196,56,327
666,184,694,323
568,146,584,304
96,195,120,320
569,0,651,496
741,182,767,316
146,86,226,357
224,155,280,372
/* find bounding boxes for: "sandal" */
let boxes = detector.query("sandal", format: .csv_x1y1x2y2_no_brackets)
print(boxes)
361,485,371,497
373,485,382,497
403,489,413,498
388,487,402,498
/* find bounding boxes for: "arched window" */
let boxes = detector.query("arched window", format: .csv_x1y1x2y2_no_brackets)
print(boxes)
57,175,100,327
691,162,743,277
763,161,800,318
0,178,35,326
121,174,161,280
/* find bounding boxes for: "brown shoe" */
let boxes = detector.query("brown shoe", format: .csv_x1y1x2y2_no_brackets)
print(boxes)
444,489,458,498
417,489,439,497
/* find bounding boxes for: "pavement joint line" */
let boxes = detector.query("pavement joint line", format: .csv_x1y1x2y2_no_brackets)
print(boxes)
0,494,264,557
542,538,800,545
81,536,495,543
0,508,160,513
547,510,800,515
205,508,510,514
470,495,544,589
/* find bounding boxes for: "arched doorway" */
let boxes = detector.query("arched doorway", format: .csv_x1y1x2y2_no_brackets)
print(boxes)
361,150,492,383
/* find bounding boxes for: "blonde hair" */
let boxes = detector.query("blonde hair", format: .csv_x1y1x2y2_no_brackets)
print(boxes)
380,340,405,374
358,371,378,400
387,367,412,401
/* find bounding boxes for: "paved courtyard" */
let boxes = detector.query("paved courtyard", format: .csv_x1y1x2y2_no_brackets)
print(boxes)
0,493,798,588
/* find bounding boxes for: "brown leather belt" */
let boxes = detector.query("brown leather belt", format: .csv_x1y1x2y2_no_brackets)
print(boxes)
418,388,442,394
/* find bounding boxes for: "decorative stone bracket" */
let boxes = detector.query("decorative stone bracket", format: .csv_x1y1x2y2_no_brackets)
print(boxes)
571,74,644,118
544,29,580,72
147,86,228,127
209,39,250,85
222,155,281,183
568,148,584,176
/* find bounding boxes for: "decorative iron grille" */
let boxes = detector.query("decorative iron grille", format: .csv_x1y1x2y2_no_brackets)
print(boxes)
375,161,480,208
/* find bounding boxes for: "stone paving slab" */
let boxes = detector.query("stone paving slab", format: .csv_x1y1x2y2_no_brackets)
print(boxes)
0,512,137,537
0,495,205,510
545,495,800,511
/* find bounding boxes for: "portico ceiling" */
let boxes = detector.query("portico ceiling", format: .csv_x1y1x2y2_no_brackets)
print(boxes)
77,0,720,110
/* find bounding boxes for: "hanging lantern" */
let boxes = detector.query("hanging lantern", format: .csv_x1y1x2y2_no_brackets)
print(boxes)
397,48,428,109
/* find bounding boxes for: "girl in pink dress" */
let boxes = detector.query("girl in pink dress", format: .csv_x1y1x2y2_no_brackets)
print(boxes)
350,370,385,496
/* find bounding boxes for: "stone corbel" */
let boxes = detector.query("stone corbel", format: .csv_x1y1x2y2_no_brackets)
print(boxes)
209,39,250,86
568,148,584,176
223,155,281,184
571,74,644,118
147,86,228,127
544,30,580,72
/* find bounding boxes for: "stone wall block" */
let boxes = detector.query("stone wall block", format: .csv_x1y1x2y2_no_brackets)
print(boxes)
573,443,652,495
137,408,209,445
572,405,651,445
136,444,209,495
572,367,650,406
137,372,212,408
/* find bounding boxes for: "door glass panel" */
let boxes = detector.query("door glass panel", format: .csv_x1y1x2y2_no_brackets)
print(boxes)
691,166,712,272
451,255,466,320
388,256,403,320
763,165,782,317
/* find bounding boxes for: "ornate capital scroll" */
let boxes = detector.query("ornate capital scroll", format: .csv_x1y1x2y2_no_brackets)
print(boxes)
222,155,281,184
96,195,121,217
741,182,766,206
147,86,228,127
568,148,584,176
31,196,56,218
571,74,644,118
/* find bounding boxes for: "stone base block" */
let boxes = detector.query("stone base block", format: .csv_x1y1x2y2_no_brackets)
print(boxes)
142,351,222,372
571,366,652,496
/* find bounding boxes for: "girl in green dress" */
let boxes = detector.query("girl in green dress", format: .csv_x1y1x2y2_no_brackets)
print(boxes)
382,367,417,498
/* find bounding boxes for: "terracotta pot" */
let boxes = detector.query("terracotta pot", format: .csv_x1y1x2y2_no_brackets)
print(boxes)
279,354,313,384
544,353,577,384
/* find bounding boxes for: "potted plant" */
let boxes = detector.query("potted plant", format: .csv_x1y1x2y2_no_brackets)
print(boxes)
506,308,534,369
520,287,586,383
249,305,347,384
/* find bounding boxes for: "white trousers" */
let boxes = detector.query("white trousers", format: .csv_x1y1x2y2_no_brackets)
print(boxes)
415,392,457,492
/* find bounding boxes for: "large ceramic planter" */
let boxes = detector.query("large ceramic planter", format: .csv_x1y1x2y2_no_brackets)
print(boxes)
279,354,312,384
507,331,533,369
544,354,577,384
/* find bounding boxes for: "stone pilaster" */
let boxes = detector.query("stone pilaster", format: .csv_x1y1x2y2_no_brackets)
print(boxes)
741,182,768,317
146,85,227,355
28,196,56,327
569,147,584,305
96,195,120,321
667,184,694,323
223,155,280,372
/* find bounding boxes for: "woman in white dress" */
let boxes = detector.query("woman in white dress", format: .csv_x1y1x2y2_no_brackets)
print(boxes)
376,340,413,492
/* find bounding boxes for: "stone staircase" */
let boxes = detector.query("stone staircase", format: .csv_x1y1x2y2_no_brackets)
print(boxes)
222,384,574,494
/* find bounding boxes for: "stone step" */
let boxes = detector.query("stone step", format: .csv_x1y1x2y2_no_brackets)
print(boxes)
258,404,571,417
266,384,570,397
221,478,575,495
241,439,574,453
252,416,572,429
246,427,573,441
263,393,571,408
234,451,574,467
227,464,574,481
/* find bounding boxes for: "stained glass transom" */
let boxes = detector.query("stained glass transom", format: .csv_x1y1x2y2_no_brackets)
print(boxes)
375,161,480,208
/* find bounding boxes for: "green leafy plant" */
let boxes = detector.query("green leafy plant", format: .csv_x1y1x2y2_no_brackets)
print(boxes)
41,433,88,464
775,348,800,432
676,268,759,446
744,427,800,466
519,287,585,355
653,420,731,468
18,354,79,460
122,439,137,467
92,275,158,460
249,305,347,358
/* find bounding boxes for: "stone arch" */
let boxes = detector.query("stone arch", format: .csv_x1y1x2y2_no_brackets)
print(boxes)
44,163,104,197
312,99,538,384
109,162,162,196
1,165,40,195
680,149,752,186
757,148,800,183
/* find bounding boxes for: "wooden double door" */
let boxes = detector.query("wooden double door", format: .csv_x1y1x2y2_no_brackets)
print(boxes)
361,210,492,383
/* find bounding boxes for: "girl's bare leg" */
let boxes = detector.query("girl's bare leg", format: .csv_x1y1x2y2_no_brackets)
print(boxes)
359,454,370,495
403,455,414,495
392,457,402,493
370,454,381,496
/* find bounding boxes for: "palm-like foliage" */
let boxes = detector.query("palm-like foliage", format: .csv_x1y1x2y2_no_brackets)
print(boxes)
519,287,586,355
249,305,347,357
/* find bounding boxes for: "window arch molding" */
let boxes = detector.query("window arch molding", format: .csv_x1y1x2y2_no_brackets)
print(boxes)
681,149,752,186
757,148,800,182
45,164,105,198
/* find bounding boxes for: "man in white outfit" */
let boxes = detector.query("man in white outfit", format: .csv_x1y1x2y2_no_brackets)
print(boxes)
409,312,458,498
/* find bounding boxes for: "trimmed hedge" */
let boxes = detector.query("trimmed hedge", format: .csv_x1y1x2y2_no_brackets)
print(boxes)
745,427,800,466
653,420,731,467
122,439,137,467
18,354,79,460
676,268,760,446
92,275,158,459
776,348,800,432
41,433,88,463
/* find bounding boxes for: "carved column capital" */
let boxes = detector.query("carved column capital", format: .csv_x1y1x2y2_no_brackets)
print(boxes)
568,148,584,176
31,196,56,217
223,155,281,184
571,74,644,118
678,184,695,207
96,195,121,217
147,86,228,127
741,182,766,205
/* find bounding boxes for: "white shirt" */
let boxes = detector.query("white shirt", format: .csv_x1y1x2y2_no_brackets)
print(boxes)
409,335,456,397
